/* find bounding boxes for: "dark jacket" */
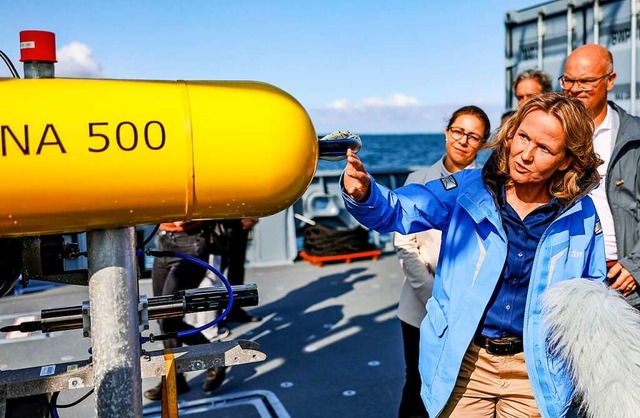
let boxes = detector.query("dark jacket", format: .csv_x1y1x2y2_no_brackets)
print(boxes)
608,101,640,307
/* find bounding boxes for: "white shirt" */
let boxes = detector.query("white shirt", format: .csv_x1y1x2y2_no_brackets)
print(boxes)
590,104,619,260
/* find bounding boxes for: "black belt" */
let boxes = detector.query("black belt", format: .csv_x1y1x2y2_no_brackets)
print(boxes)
473,335,523,356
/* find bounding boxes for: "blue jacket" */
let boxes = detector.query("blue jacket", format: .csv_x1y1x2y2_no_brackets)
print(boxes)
342,166,605,418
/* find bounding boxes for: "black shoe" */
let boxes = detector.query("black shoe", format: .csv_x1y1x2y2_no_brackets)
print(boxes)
202,367,226,392
226,308,262,324
144,373,190,401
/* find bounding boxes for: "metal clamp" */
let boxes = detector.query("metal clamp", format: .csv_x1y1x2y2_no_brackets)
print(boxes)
138,295,149,333
81,301,91,338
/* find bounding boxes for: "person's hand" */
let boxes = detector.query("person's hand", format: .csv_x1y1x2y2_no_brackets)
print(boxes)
343,149,371,202
607,262,638,297
241,218,259,230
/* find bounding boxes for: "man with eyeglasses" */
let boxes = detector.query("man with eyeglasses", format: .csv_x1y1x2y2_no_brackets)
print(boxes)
561,44,640,308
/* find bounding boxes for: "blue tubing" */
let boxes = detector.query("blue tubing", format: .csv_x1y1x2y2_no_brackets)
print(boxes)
136,249,234,344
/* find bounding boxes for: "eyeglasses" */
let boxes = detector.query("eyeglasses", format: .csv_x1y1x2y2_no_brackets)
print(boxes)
558,73,612,91
448,127,483,146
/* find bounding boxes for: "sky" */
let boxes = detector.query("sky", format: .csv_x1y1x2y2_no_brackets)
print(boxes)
1,1,545,134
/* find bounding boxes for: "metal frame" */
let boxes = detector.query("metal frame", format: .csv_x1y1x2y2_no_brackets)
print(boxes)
0,340,265,417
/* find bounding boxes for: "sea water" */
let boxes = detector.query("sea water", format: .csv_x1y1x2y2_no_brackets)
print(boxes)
317,133,491,173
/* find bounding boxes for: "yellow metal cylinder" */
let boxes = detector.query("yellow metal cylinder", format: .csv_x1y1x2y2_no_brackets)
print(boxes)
0,78,318,237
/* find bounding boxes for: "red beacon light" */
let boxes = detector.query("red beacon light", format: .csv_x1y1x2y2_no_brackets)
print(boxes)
19,30,57,78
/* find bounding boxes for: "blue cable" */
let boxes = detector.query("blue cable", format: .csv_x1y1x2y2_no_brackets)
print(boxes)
50,391,60,418
136,249,234,344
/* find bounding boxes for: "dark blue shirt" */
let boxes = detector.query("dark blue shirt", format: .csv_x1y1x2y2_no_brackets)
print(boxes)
479,186,562,339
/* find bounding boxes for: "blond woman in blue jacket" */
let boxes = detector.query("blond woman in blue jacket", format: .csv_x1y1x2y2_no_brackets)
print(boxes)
342,94,605,418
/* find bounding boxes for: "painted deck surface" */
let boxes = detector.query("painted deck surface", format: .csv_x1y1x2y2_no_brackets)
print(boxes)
0,253,407,417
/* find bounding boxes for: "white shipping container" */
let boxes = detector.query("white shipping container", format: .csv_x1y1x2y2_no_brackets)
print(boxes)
505,0,640,114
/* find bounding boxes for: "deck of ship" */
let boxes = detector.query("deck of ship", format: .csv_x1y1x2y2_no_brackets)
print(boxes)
0,252,407,417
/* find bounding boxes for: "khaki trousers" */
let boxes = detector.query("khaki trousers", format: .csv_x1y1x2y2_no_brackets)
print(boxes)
440,343,541,418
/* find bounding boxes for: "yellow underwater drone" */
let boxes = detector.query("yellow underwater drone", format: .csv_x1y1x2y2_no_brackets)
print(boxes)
0,77,319,237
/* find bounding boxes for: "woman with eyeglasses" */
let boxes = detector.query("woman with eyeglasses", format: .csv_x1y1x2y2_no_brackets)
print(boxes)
395,105,490,418
342,93,605,418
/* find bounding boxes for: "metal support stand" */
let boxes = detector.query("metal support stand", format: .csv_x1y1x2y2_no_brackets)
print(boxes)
0,340,266,416
87,228,142,417
1,228,264,417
